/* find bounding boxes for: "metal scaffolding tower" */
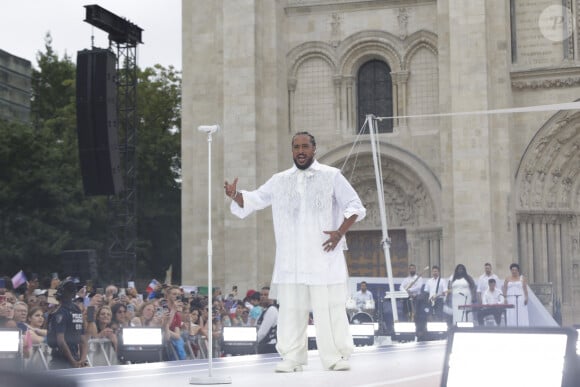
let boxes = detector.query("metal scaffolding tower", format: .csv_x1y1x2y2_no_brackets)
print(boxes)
83,5,143,284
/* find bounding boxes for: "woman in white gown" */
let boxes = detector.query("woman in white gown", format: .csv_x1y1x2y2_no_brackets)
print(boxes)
447,264,477,325
503,263,529,326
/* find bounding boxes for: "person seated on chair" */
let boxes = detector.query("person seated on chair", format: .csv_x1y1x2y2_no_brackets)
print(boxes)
480,278,504,326
353,281,374,311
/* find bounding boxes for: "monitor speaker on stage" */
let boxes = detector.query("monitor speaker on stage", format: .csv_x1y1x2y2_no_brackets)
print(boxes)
76,48,123,196
441,326,578,387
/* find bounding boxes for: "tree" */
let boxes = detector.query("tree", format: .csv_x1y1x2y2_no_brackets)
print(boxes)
0,36,182,287
135,64,182,282
0,34,109,279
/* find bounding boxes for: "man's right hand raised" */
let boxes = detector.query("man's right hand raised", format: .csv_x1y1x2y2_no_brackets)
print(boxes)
224,177,238,198
224,177,244,207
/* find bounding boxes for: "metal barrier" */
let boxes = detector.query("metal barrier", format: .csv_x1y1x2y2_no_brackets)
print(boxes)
23,338,119,369
22,336,213,368
87,338,119,366
186,334,207,359
25,343,51,370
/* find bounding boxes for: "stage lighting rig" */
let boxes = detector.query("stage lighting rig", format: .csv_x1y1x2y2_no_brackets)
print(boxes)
84,4,143,45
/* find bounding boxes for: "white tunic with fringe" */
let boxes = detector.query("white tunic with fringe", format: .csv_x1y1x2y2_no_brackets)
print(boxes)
230,161,366,288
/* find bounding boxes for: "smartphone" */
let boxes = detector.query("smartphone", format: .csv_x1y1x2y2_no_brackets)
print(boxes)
155,306,164,317
160,299,169,313
0,278,5,289
96,288,104,295
127,303,135,313
118,288,126,297
86,306,96,323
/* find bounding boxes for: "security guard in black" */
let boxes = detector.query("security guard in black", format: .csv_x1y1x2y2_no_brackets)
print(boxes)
47,279,88,368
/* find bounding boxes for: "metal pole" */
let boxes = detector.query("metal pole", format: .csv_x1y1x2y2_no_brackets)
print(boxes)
207,130,214,374
367,115,398,321
190,125,231,385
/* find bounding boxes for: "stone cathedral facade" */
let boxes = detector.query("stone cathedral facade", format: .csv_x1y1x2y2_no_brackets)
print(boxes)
181,0,580,324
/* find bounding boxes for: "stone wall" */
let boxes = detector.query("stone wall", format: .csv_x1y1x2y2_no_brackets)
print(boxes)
182,0,580,324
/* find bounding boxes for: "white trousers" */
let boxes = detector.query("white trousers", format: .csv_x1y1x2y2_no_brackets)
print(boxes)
275,283,354,369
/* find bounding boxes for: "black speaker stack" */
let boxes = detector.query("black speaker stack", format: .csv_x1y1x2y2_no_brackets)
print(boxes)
76,48,123,196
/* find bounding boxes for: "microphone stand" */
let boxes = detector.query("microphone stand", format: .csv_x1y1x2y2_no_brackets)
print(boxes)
459,293,469,322
190,125,231,385
512,294,521,327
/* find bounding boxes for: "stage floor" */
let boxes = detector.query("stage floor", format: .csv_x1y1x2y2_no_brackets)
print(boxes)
47,339,447,387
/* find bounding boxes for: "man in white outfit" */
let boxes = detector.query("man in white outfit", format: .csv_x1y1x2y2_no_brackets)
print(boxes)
423,265,448,321
476,263,499,303
481,278,504,325
400,264,424,322
354,281,374,311
476,263,500,324
224,132,366,372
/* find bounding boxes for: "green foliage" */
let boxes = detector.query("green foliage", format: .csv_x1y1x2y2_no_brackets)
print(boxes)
136,64,182,281
31,33,76,131
0,35,181,285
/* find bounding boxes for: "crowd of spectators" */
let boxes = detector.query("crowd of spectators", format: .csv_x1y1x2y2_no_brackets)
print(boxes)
0,273,275,369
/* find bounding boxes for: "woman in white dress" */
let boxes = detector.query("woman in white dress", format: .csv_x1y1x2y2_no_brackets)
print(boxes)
503,263,529,326
447,264,477,325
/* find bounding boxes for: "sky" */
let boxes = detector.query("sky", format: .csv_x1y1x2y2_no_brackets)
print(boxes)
0,0,181,70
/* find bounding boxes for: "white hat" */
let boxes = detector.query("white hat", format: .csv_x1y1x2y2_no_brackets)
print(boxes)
33,289,48,296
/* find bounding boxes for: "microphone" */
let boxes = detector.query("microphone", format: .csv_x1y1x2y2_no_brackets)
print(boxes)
198,125,220,134
458,292,465,296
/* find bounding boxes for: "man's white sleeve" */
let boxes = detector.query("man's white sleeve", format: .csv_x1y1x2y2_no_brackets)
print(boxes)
230,178,274,219
334,173,366,221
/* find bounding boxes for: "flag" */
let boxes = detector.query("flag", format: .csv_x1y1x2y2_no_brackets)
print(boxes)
146,279,159,294
11,270,27,289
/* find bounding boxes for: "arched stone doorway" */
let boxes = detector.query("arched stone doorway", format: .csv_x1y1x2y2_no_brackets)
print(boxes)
515,109,580,323
320,141,442,278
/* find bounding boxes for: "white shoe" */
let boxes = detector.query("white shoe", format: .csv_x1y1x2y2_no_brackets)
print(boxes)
331,359,350,371
275,360,303,373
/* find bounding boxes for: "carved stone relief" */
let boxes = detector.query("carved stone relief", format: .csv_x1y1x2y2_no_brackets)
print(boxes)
329,13,342,47
397,8,409,40
517,111,580,210
516,110,580,322
340,155,437,230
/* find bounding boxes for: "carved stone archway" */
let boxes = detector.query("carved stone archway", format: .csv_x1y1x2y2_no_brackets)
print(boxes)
515,109,580,323
320,141,442,277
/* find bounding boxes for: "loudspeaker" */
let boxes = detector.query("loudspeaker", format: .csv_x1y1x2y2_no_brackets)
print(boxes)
60,249,99,282
76,48,123,196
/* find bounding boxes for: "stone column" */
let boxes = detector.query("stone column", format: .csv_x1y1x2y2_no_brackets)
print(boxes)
440,0,514,271
344,76,355,131
181,0,225,285
391,70,409,130
333,75,342,134
288,77,297,132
